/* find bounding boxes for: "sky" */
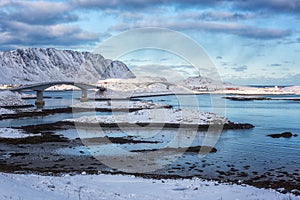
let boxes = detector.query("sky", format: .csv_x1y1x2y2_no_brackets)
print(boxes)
0,0,299,85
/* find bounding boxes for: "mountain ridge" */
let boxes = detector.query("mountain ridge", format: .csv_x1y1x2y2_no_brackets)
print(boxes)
0,48,135,84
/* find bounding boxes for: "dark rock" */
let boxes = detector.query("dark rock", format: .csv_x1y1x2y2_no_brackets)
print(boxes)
291,189,300,195
223,122,254,129
0,132,69,144
130,146,217,154
281,132,293,138
276,188,287,194
81,136,160,145
0,107,73,120
267,132,293,138
223,96,271,101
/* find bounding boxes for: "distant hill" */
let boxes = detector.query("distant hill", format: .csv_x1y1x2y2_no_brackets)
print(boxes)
0,48,135,84
179,76,236,91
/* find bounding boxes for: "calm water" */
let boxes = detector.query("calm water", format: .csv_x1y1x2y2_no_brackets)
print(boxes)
138,94,300,176
3,91,300,178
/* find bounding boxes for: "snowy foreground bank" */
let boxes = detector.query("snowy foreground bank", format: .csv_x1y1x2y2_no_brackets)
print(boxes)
0,172,298,200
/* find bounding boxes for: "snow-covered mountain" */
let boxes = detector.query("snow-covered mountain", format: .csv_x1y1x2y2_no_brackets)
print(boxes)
0,48,135,84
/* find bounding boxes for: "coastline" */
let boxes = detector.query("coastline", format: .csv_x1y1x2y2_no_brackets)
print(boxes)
0,87,299,198
1,120,298,196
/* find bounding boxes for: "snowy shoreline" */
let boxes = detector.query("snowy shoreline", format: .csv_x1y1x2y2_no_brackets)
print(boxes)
0,172,298,200
66,108,254,130
71,100,172,111
66,108,229,125
0,91,33,108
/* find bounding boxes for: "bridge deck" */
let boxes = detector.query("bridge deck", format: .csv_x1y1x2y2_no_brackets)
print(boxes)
9,81,103,108
10,81,101,92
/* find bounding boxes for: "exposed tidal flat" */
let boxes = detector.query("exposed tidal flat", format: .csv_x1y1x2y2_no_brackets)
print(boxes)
0,91,299,195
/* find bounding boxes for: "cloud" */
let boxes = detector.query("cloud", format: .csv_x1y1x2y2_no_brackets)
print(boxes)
1,1,77,25
178,11,256,21
228,73,300,85
232,65,248,72
72,0,218,10
0,0,298,51
270,63,282,67
73,0,300,15
109,20,291,40
233,0,300,14
103,6,292,40
0,0,102,50
216,56,223,60
0,20,100,48
72,0,300,17
124,58,151,63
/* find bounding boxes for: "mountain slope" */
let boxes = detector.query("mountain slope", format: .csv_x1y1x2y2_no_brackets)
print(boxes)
0,48,135,84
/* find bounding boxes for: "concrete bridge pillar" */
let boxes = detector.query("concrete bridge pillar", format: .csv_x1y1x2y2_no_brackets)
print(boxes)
35,90,45,108
80,89,88,102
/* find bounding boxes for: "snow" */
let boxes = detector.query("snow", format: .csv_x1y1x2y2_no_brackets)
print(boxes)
20,93,36,99
210,87,294,95
283,86,300,94
71,100,171,110
66,108,228,125
46,84,80,91
0,172,298,200
95,77,296,96
179,76,233,91
0,90,32,107
96,77,193,97
0,107,15,115
0,128,40,138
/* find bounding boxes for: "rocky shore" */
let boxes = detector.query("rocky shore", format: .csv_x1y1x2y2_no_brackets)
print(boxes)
0,126,299,196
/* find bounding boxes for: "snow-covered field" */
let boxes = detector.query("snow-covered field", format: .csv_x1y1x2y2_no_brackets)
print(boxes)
0,128,40,138
66,108,228,125
0,91,32,107
284,86,300,94
0,108,15,115
0,172,298,200
210,88,295,95
71,100,171,110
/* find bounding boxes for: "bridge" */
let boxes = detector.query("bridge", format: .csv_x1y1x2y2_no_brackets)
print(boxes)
10,81,103,107
130,82,177,89
143,82,177,89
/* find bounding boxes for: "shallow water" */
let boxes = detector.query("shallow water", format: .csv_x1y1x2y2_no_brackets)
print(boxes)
135,94,300,180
